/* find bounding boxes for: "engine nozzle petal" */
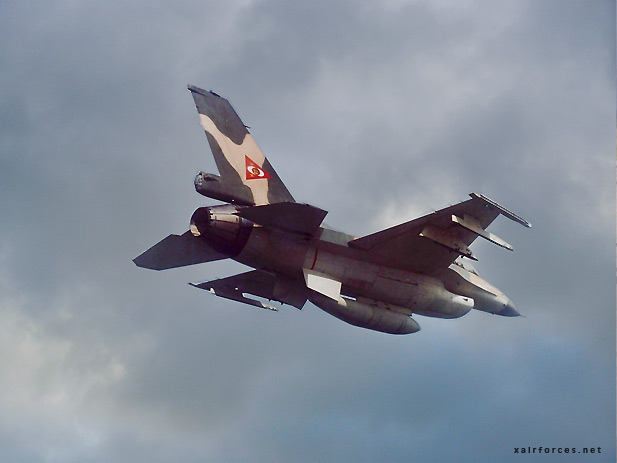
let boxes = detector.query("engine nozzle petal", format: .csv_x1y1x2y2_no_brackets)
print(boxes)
190,205,253,256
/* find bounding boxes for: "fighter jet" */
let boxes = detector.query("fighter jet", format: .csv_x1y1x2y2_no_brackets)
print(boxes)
133,85,531,335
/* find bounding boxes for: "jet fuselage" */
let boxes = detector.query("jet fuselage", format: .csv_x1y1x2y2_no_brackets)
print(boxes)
191,203,518,331
134,85,529,335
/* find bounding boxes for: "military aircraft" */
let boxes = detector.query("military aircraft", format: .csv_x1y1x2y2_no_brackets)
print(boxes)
133,85,531,334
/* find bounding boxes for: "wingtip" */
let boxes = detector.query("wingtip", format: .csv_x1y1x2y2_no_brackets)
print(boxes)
470,192,532,229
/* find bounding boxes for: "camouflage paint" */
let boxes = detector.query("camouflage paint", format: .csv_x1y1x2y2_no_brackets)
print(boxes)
134,85,530,334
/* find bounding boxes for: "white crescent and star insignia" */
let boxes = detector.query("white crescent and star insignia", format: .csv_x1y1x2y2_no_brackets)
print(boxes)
245,155,271,180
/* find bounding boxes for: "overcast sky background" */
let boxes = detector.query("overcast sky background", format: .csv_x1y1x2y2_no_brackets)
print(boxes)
0,1,615,462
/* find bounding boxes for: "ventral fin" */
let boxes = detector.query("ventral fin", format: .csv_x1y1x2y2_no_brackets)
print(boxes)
303,269,341,301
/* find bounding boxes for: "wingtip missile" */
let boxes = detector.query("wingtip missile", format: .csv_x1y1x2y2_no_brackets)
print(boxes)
136,86,530,335
189,281,278,311
470,193,532,228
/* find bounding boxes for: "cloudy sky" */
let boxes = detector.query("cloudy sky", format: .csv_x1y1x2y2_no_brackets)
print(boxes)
1,1,614,461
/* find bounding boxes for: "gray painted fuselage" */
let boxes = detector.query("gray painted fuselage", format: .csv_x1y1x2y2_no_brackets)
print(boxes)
235,222,516,319
134,85,528,335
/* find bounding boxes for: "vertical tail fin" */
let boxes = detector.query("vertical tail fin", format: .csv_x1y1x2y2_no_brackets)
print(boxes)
188,85,295,206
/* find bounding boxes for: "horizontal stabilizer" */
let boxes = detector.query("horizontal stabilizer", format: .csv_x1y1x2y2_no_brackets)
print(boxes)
133,231,227,270
236,202,328,235
303,269,341,301
191,270,308,310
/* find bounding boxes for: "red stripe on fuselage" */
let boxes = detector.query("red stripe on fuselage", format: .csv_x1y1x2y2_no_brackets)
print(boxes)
310,248,319,270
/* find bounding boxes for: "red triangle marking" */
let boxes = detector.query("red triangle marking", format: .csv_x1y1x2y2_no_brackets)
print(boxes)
245,155,272,180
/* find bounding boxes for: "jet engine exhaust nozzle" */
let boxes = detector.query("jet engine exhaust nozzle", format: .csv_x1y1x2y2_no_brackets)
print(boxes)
190,205,253,256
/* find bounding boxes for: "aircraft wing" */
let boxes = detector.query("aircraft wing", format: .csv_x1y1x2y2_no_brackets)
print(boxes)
190,270,309,310
349,193,531,274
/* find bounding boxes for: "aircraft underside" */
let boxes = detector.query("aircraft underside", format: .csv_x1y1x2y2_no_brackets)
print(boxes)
134,85,530,335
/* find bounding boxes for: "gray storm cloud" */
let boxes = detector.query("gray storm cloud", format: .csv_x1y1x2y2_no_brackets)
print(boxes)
0,1,614,462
